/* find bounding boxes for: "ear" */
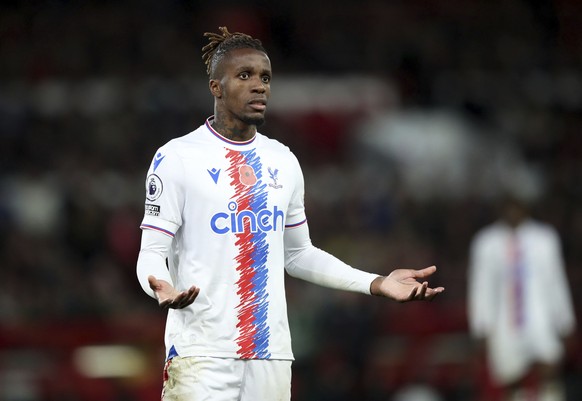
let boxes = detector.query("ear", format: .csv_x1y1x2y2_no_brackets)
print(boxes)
209,79,222,98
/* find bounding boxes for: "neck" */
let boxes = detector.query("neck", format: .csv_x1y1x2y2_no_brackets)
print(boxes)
211,115,256,142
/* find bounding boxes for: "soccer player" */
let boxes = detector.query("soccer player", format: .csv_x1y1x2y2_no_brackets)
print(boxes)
136,26,444,401
468,195,576,401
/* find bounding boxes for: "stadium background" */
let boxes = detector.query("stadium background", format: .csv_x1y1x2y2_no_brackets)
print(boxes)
0,0,580,400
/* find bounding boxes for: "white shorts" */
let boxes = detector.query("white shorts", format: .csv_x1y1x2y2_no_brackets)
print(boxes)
162,356,292,401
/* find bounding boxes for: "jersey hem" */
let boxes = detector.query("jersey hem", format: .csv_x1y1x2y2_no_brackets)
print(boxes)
167,349,295,361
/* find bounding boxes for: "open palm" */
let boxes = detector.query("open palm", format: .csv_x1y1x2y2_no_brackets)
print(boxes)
148,275,200,309
372,266,444,302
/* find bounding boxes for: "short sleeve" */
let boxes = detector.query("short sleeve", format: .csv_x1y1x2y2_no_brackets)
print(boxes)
140,145,185,237
285,153,307,228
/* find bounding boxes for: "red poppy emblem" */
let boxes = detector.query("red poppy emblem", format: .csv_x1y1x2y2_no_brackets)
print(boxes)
238,165,257,186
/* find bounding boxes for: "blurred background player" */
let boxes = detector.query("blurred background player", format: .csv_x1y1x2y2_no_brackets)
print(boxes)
468,195,576,401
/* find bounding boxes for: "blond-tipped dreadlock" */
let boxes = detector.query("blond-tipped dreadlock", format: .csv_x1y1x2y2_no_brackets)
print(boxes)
202,26,266,77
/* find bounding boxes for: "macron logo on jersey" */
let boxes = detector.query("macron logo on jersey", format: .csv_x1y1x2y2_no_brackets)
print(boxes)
210,201,284,234
208,168,221,184
153,152,166,171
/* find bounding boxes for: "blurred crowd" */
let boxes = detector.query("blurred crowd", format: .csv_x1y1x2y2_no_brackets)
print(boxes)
0,0,581,400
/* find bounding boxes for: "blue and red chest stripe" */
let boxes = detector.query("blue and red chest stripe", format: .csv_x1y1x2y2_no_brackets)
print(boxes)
226,148,271,359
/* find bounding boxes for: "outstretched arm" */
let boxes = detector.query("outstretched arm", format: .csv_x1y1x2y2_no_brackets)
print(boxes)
137,229,199,309
370,266,444,302
284,223,444,300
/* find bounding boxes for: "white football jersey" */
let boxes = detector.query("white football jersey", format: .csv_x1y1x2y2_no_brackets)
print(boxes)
468,219,576,383
140,117,306,361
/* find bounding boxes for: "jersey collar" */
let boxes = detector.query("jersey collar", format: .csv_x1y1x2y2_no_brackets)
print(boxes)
205,116,257,146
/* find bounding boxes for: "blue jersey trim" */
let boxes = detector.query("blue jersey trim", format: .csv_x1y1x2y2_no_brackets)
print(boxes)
167,345,179,360
140,224,175,238
285,219,307,229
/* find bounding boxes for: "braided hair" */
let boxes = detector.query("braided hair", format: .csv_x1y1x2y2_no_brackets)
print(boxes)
202,26,267,78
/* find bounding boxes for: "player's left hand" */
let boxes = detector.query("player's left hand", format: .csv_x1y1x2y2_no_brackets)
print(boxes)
371,265,444,302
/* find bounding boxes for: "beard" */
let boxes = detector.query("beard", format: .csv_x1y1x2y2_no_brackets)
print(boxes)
240,113,266,127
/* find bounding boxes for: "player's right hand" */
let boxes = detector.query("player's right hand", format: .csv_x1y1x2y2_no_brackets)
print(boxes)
148,275,200,309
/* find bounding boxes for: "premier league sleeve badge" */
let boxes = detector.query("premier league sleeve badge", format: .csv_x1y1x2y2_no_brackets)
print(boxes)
146,174,163,201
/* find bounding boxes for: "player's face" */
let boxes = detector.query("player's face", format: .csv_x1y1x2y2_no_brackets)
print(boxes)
212,48,272,128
